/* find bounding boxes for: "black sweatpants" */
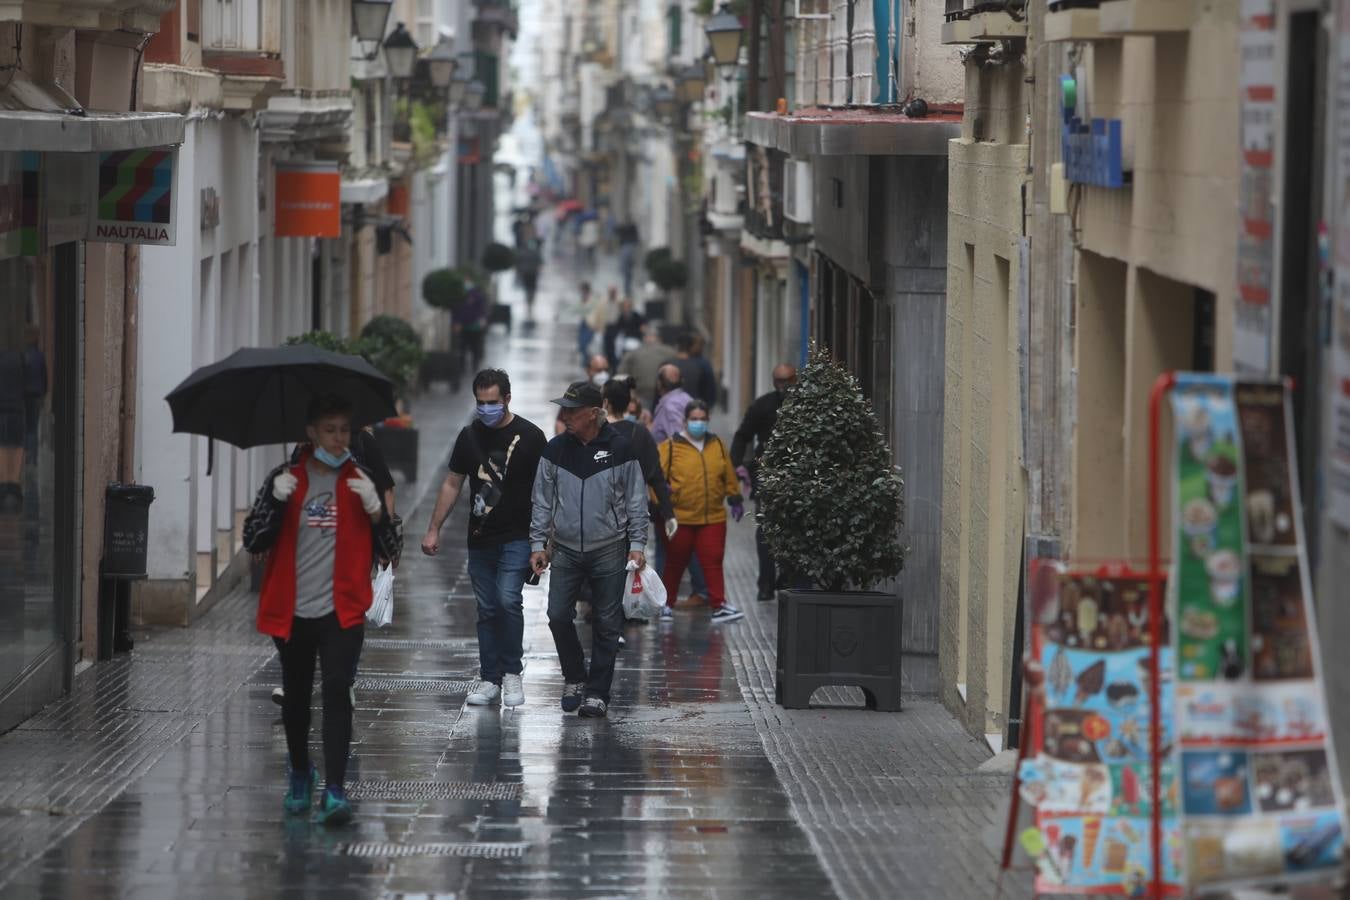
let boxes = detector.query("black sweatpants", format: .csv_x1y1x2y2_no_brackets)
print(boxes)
273,612,364,789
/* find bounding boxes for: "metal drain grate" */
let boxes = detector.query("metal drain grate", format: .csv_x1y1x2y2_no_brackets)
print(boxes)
353,677,475,694
341,842,529,859
346,780,523,801
363,638,478,651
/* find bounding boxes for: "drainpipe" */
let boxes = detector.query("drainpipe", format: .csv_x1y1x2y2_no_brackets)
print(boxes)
874,0,890,104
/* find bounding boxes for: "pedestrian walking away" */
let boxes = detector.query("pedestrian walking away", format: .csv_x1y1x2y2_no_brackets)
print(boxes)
731,363,798,602
656,399,745,624
617,331,676,410
454,278,490,376
529,380,649,719
603,377,677,623
422,369,546,708
243,393,402,827
672,331,718,407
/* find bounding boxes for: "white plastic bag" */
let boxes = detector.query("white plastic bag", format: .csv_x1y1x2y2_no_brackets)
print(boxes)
623,560,666,620
367,566,394,628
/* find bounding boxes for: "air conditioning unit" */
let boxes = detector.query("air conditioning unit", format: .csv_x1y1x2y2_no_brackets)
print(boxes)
783,158,812,225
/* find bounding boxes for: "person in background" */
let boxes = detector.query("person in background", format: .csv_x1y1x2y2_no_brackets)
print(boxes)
555,355,611,436
730,364,798,602
574,281,594,368
578,215,600,269
243,393,401,826
454,278,489,376
603,378,677,608
422,369,546,708
655,399,745,625
618,331,677,409
672,331,718,407
529,381,649,719
616,222,640,296
647,365,707,603
605,298,646,370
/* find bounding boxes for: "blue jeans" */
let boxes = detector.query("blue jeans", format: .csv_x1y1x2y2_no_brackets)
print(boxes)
547,540,627,702
652,533,707,597
467,539,531,684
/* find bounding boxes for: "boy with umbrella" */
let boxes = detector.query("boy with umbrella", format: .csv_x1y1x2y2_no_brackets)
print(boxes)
243,393,401,825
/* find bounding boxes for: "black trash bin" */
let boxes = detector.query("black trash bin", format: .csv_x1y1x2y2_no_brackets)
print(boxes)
100,483,154,659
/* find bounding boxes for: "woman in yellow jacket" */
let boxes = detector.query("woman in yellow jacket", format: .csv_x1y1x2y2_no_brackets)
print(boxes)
656,399,746,624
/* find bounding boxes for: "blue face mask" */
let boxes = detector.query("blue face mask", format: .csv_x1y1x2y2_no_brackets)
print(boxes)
314,446,351,468
477,403,506,427
624,413,638,422
686,420,708,439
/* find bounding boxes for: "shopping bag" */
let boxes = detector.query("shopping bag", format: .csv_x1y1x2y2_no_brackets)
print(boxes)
623,561,666,620
367,565,394,628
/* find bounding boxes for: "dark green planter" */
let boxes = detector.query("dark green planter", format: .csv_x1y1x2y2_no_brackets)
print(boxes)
373,426,419,483
776,589,903,711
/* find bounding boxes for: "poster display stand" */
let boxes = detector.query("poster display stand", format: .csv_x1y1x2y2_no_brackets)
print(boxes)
1001,373,1347,898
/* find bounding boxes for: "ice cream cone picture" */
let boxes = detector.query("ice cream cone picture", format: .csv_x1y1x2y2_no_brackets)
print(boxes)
1082,817,1103,868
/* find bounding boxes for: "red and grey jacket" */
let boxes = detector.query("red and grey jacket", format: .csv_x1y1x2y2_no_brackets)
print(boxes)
243,449,401,639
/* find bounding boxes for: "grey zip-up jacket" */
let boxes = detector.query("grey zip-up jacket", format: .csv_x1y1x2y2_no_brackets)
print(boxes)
530,423,649,553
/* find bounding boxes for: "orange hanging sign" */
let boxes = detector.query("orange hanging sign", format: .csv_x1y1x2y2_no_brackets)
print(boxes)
275,162,340,237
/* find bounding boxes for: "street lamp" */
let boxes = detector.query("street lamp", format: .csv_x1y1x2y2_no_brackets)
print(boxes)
703,4,743,73
426,35,457,91
383,22,418,81
352,0,393,60
464,79,486,112
675,64,706,106
448,66,471,109
652,84,677,122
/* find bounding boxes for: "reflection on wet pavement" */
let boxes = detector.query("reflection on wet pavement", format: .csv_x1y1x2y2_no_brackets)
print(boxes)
0,251,839,899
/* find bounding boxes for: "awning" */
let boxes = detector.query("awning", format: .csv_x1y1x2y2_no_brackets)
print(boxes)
0,72,184,152
745,106,963,157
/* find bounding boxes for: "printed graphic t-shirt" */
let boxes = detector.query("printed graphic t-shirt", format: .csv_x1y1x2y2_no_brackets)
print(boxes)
294,464,339,618
448,416,546,549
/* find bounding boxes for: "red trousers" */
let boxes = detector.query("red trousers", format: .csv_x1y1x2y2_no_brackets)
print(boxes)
662,522,727,609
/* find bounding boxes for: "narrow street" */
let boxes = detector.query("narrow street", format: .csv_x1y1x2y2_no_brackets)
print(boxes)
0,250,1019,899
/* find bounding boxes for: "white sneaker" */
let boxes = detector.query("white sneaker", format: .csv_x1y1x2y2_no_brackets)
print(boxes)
467,681,501,706
502,673,525,707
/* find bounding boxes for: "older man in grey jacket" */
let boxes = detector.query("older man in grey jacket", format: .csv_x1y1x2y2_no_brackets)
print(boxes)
530,380,649,719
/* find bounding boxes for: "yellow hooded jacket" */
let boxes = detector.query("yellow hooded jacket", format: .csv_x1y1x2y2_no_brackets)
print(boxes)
657,432,742,525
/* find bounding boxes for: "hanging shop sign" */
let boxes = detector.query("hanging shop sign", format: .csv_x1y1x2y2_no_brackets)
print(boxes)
1329,1,1350,529
275,162,341,238
1234,0,1278,374
1017,564,1180,895
1060,74,1129,190
1169,374,1347,892
90,147,177,246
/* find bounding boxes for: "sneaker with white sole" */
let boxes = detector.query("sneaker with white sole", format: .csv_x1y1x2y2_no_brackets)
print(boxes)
560,681,585,712
578,697,608,718
710,606,745,624
658,606,674,621
502,673,525,707
271,687,285,707
467,681,501,706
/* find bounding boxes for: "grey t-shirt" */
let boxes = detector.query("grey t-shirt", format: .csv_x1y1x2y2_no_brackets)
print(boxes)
294,464,339,618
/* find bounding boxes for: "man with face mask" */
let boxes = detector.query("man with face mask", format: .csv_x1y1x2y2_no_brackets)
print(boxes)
730,364,797,602
422,369,547,708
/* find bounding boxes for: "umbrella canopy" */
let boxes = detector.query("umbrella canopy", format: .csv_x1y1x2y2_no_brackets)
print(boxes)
165,345,397,450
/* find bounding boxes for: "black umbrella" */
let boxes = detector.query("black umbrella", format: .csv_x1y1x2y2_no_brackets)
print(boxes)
165,345,397,456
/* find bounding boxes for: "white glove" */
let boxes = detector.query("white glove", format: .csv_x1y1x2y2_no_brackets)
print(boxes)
272,472,298,502
665,518,678,540
347,469,382,516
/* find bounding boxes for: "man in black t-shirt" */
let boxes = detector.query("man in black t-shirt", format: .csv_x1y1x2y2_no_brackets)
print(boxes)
421,369,546,708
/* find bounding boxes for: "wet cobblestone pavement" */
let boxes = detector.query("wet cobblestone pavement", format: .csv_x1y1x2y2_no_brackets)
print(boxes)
0,251,1026,899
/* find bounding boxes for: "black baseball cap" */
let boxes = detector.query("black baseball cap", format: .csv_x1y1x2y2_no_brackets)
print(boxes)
552,380,603,408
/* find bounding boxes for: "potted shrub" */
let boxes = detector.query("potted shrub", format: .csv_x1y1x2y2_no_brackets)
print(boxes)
481,242,517,332
420,268,466,388
360,316,424,483
756,346,907,710
646,250,686,322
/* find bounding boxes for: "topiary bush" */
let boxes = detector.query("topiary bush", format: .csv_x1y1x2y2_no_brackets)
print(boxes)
481,242,517,273
359,315,425,397
285,330,358,355
755,345,905,592
650,257,688,292
645,246,672,272
422,268,467,311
